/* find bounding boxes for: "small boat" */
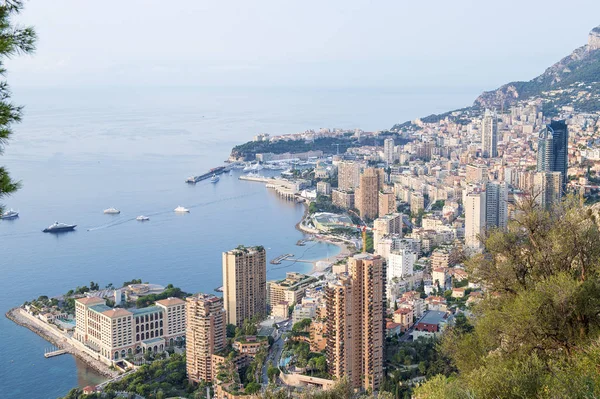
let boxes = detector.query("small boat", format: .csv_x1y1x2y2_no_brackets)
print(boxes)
0,209,19,219
174,206,190,213
136,215,150,221
186,176,197,184
210,174,220,183
43,222,76,233
103,207,120,214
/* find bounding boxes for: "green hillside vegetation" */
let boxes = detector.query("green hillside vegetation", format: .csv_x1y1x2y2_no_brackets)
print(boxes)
230,136,412,161
414,196,600,398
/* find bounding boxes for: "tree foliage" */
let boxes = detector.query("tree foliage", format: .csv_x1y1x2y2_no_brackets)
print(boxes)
415,197,600,398
0,1,36,212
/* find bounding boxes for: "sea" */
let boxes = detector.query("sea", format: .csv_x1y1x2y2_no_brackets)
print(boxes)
0,85,479,399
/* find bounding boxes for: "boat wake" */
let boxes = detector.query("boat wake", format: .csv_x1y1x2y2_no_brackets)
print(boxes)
86,192,259,231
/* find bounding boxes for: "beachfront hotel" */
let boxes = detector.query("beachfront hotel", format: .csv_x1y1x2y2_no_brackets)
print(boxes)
74,296,186,364
222,245,267,327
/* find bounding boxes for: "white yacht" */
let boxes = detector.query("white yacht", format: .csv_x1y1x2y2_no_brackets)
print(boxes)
136,215,150,221
210,174,220,183
0,209,19,219
242,164,252,172
43,222,76,233
174,206,190,213
103,207,120,214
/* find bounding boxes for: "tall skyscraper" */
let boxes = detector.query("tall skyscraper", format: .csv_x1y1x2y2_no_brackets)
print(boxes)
186,293,226,383
481,110,498,158
464,187,486,250
485,181,508,230
222,246,267,327
338,161,362,192
356,167,382,220
537,120,568,191
533,171,562,210
383,137,395,164
326,254,385,391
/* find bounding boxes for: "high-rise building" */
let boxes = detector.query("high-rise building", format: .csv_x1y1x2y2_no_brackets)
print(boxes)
537,120,568,191
378,191,396,217
485,181,508,230
387,249,416,280
186,293,226,383
356,168,382,220
481,110,498,158
533,171,562,210
383,137,395,164
464,187,486,250
326,254,385,391
332,189,355,209
410,191,425,214
338,161,362,191
465,164,488,184
222,246,267,327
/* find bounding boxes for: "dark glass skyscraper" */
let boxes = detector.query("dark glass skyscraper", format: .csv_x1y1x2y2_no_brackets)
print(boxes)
537,120,568,191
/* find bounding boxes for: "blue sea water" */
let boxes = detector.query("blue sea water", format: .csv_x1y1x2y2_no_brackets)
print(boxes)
0,86,479,398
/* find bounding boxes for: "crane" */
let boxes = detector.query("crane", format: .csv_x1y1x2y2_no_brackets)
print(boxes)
339,222,378,253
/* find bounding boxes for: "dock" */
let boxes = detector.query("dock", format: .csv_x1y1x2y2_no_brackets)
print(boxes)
44,349,67,358
186,166,228,184
270,253,294,265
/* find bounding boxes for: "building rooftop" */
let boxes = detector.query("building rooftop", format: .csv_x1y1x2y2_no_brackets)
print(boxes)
101,308,132,318
156,297,186,307
89,304,112,314
131,305,161,316
418,310,449,326
76,297,105,305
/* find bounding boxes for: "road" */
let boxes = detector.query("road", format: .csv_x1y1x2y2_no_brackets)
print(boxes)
261,320,291,384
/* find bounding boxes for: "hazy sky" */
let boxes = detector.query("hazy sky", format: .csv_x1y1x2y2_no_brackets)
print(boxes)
6,0,600,91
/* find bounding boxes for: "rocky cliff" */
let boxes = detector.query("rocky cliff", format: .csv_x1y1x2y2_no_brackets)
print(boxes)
474,25,600,110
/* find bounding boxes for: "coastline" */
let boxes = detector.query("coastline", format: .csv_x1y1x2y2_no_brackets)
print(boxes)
5,307,117,379
295,201,355,273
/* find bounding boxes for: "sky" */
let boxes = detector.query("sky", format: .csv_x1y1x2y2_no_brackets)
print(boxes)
5,0,600,91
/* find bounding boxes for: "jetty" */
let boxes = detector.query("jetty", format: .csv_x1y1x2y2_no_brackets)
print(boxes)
186,165,227,184
270,253,294,265
44,348,67,358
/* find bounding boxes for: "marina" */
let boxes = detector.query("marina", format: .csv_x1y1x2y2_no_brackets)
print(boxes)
185,165,228,184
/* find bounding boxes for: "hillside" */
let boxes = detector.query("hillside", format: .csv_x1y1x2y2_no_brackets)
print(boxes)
392,24,600,130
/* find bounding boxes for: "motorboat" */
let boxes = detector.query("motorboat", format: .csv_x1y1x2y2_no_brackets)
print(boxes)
174,206,190,213
43,222,76,233
136,215,150,221
0,209,19,219
103,207,120,214
210,174,220,183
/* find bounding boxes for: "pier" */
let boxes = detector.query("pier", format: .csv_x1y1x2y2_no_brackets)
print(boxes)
186,165,227,184
270,253,294,265
44,348,67,358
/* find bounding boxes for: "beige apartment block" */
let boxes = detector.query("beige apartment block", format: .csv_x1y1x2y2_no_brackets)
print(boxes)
186,293,226,383
223,246,267,327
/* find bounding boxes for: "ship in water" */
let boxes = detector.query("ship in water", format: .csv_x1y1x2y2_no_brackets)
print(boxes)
136,215,150,221
210,174,220,183
174,205,190,213
0,209,19,219
103,207,120,214
43,222,76,233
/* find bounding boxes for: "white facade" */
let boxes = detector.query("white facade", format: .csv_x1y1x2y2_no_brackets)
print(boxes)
383,137,396,164
481,110,498,158
387,250,416,281
464,188,486,250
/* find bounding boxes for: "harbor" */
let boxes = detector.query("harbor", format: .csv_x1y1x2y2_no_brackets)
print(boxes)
185,165,228,183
